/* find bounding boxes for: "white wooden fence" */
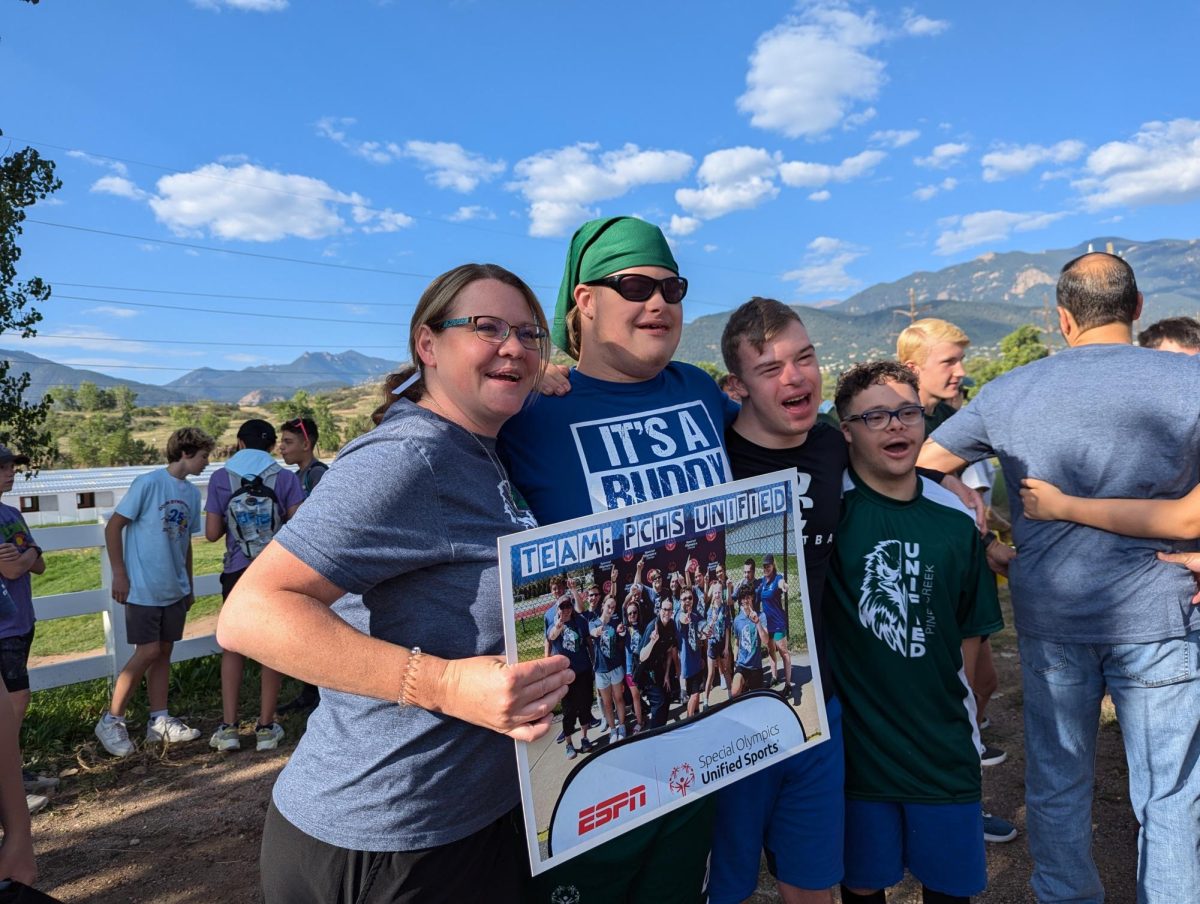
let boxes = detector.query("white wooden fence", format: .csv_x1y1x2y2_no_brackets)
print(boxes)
28,518,222,692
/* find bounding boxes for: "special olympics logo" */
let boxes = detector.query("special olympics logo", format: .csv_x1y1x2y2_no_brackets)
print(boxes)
706,530,717,542
623,550,634,562
668,762,696,797
665,540,677,551
550,886,580,904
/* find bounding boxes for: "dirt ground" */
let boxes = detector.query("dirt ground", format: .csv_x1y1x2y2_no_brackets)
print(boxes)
29,616,1139,904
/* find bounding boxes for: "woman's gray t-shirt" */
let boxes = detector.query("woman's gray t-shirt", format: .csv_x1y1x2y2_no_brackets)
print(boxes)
270,400,537,851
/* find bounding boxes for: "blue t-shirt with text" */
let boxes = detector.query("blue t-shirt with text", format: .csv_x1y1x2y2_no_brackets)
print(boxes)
114,468,202,606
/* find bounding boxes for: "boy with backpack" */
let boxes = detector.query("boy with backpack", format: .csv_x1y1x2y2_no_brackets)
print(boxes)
205,420,303,752
94,427,215,758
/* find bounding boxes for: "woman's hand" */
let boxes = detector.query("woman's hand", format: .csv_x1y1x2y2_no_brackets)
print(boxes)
1020,477,1067,521
435,654,573,742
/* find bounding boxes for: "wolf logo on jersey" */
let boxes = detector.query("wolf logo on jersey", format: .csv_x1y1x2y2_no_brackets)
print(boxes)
498,479,538,529
859,539,908,655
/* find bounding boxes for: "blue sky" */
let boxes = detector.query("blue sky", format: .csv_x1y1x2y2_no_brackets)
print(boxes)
5,1,1200,391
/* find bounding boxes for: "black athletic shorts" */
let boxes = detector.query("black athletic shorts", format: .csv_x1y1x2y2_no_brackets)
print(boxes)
220,567,248,601
0,629,34,693
684,664,708,697
260,800,527,904
735,664,764,692
125,597,190,645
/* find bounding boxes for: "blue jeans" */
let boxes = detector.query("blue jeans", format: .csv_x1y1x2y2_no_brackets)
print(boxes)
1019,631,1200,904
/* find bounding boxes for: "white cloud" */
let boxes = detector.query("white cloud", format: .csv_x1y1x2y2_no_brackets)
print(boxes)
738,7,887,138
703,244,718,253
738,5,946,139
779,149,886,188
19,327,153,355
902,11,949,36
870,128,920,148
224,353,265,363
67,150,128,176
915,142,969,168
315,117,403,164
508,142,694,237
448,205,496,222
84,306,138,318
981,140,1085,181
1074,119,1200,211
90,175,149,200
843,107,878,130
782,236,866,293
808,190,832,202
354,206,415,233
192,0,287,10
147,163,362,241
667,215,702,237
403,140,506,193
912,176,958,201
675,147,780,220
935,209,1067,255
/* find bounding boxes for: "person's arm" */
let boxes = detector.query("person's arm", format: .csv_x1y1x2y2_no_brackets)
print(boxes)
104,512,132,604
916,440,970,479
0,544,41,582
1156,551,1200,604
537,362,573,397
1020,477,1200,540
961,635,982,690
639,625,659,662
216,542,572,741
205,511,225,543
0,685,35,885
184,542,195,607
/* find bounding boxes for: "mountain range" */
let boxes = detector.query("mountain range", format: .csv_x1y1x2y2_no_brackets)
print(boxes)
5,349,398,406
9,236,1199,403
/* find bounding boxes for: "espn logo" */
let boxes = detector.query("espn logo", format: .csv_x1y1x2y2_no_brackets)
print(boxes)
577,785,648,835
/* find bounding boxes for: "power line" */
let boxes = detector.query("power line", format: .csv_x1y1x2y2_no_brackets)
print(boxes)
2,332,403,349
27,221,734,311
51,282,407,307
52,294,408,326
18,361,396,375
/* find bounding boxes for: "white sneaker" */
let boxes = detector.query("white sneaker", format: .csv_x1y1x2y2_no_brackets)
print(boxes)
26,793,48,815
209,724,241,752
255,722,285,751
146,715,202,744
95,716,135,757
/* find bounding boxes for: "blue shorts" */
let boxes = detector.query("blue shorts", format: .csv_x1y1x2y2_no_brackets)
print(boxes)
709,696,845,903
843,798,987,897
595,666,625,690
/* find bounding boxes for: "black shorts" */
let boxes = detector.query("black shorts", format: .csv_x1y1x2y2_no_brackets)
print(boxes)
261,800,527,904
220,568,248,601
0,629,34,693
735,664,764,692
708,634,727,660
125,597,190,645
684,664,708,697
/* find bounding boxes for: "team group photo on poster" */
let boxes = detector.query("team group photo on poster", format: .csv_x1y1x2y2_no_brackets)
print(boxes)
498,471,830,875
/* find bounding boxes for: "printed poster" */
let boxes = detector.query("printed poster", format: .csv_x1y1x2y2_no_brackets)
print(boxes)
499,470,830,875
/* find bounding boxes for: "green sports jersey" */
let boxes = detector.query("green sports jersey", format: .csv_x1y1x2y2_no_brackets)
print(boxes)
826,469,1003,804
923,399,958,435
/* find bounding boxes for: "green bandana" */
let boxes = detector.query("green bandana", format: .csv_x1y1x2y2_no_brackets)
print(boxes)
551,216,679,353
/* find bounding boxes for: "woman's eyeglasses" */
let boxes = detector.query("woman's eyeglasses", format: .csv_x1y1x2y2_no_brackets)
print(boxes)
435,316,548,351
583,274,688,304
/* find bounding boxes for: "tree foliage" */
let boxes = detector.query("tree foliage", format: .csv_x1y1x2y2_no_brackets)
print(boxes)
270,390,342,449
169,403,229,442
1,130,61,465
966,324,1051,391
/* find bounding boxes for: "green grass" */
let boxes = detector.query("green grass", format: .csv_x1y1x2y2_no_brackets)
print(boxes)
29,537,227,657
22,655,310,769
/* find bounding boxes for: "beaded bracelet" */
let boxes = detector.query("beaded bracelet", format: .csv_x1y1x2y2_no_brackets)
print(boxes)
398,646,422,707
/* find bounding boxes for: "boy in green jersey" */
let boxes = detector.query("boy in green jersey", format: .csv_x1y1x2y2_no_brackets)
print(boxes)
828,362,1002,904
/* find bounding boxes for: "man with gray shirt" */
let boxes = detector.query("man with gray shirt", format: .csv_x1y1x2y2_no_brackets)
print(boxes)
918,252,1200,904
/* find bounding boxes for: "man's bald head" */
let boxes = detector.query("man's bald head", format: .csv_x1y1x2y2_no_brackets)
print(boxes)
1057,252,1140,331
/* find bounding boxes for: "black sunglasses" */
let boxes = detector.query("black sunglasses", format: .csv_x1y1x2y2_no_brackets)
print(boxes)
584,274,688,304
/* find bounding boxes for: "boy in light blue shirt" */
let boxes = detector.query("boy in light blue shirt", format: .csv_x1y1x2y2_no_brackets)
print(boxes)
94,427,215,757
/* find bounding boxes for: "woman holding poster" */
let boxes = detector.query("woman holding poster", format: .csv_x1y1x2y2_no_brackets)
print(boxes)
216,263,572,904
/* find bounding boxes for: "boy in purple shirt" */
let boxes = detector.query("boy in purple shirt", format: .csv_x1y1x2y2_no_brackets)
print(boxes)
205,420,303,752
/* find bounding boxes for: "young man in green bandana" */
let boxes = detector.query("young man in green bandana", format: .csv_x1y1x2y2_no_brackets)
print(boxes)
500,216,737,903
